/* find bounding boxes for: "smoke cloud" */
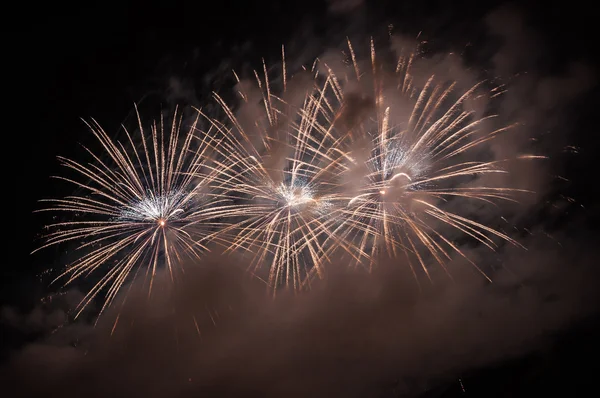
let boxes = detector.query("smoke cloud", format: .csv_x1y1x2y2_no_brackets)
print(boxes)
3,236,597,397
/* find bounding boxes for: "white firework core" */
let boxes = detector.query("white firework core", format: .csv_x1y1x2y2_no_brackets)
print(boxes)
119,190,188,225
277,183,315,208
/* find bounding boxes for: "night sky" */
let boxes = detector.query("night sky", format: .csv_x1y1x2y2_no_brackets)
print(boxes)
5,0,600,396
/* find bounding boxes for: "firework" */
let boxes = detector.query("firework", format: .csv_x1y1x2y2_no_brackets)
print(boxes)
34,107,230,317
197,52,353,294
316,37,541,280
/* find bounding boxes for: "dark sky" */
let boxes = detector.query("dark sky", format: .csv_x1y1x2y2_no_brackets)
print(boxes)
5,0,600,396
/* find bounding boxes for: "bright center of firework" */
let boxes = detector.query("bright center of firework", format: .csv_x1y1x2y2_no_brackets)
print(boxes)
273,180,320,210
119,190,187,225
280,185,314,207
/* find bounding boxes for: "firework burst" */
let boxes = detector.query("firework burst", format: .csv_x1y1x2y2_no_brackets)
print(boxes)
317,37,541,280
184,48,370,294
195,50,355,294
34,107,230,317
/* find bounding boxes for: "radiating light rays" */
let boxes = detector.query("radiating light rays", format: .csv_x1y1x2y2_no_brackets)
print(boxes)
34,107,231,317
316,37,539,281
193,55,352,294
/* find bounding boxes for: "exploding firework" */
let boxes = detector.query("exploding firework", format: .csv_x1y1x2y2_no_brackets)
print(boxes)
197,50,352,294
316,37,543,280
34,107,230,317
